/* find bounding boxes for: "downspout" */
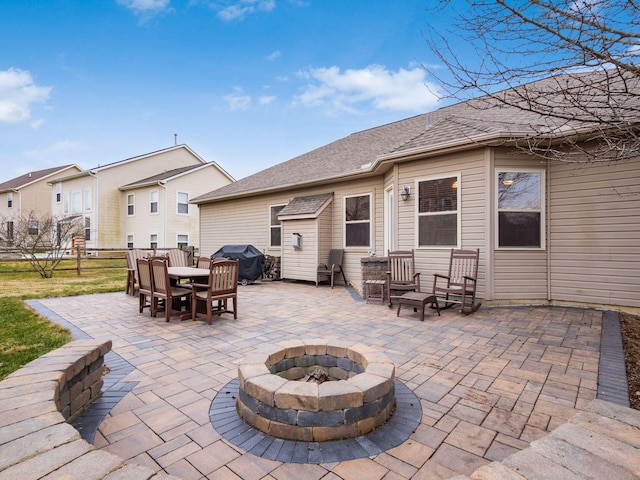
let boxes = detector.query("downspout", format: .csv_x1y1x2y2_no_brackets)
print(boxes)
160,181,168,249
546,162,551,303
88,171,98,248
393,163,399,250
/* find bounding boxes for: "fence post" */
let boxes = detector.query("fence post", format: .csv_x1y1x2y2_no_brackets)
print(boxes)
76,244,81,276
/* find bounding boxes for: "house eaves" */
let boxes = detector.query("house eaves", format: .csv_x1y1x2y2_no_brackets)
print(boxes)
53,145,212,184
1,164,81,192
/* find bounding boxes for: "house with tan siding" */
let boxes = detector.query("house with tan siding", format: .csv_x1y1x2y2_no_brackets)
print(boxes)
51,145,233,250
0,164,82,242
192,72,640,311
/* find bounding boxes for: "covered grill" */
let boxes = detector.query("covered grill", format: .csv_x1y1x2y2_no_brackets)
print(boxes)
212,245,265,285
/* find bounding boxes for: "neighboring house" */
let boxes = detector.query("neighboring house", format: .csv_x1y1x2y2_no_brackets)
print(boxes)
51,145,233,250
192,72,640,310
0,164,82,242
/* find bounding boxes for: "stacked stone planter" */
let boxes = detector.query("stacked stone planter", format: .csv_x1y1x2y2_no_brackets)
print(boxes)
237,339,395,442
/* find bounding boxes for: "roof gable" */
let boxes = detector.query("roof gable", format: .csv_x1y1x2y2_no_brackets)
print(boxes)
0,165,80,192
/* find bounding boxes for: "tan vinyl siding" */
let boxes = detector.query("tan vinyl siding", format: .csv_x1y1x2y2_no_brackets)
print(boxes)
548,157,640,308
199,178,384,288
494,251,549,300
318,206,333,267
491,151,549,303
282,219,317,281
396,149,486,296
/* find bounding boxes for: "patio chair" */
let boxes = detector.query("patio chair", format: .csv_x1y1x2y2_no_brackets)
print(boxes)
386,250,421,307
136,257,154,315
126,249,147,295
150,258,191,322
167,248,189,267
432,248,481,315
316,249,347,288
196,256,212,269
191,259,239,324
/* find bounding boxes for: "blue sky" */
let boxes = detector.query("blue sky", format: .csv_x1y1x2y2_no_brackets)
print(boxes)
0,0,449,180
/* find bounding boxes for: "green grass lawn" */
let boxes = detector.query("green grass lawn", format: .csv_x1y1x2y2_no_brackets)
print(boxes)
0,259,127,380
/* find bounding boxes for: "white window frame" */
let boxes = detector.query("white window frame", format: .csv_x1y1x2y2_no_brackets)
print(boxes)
71,190,82,214
63,193,70,214
177,234,188,249
55,183,62,204
343,193,372,249
84,189,92,212
177,191,189,215
269,204,286,248
84,216,91,241
127,194,135,216
27,220,39,235
149,233,158,250
495,168,545,250
127,234,134,249
7,192,12,208
150,189,159,214
415,173,461,249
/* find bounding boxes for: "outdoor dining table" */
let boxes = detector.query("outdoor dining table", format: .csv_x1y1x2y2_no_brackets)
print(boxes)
167,266,210,283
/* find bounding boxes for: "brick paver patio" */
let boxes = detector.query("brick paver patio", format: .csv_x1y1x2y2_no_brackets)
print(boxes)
32,281,612,479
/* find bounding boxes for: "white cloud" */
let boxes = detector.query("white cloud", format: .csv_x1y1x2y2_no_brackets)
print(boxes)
117,0,173,19
259,95,276,105
0,68,51,124
218,0,275,21
24,139,82,159
267,50,281,61
293,64,441,114
224,87,251,111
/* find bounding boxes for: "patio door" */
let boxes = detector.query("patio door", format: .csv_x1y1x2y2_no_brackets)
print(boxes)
384,186,394,255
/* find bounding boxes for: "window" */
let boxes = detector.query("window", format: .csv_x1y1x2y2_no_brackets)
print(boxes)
6,221,13,242
127,194,135,216
28,220,38,235
84,216,91,241
269,204,285,247
150,234,158,250
127,235,134,249
417,175,460,247
71,191,82,213
344,194,371,247
150,190,158,214
177,234,188,249
55,183,62,203
84,189,92,212
63,193,70,214
177,192,188,214
7,192,12,208
497,170,544,248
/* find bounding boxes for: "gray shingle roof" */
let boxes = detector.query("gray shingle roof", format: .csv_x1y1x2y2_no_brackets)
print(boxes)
192,70,640,204
278,193,333,217
0,165,76,192
119,165,203,189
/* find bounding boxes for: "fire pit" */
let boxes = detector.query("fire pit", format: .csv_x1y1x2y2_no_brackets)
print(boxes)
237,339,396,442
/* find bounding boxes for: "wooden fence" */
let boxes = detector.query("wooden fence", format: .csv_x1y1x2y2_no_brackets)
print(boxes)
0,247,197,276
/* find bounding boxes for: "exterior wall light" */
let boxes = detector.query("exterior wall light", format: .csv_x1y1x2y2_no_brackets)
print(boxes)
400,185,411,201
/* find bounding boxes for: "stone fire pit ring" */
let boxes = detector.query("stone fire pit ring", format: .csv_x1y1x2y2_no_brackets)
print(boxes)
237,339,396,442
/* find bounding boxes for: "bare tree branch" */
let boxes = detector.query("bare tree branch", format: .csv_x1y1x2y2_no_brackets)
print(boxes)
0,212,83,278
424,0,640,162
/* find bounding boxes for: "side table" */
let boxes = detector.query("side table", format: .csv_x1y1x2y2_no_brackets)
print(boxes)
365,279,386,304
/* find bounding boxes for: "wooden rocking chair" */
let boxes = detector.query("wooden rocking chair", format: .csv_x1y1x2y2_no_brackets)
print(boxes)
386,250,421,307
432,248,481,315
